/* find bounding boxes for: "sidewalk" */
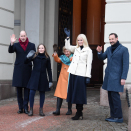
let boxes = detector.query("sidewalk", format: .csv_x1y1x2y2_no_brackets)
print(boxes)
0,88,128,131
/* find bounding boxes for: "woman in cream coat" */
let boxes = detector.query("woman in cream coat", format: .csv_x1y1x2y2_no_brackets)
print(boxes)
65,34,93,120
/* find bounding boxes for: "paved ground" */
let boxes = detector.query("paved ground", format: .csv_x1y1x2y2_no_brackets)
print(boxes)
0,88,128,131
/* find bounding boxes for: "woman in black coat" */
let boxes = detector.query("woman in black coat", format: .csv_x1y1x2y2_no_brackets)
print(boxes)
8,32,36,114
25,44,53,116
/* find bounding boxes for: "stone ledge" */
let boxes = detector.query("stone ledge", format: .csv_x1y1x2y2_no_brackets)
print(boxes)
0,80,16,100
128,107,131,131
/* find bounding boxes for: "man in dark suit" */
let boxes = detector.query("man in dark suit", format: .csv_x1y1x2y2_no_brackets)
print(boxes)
96,33,129,123
8,31,36,114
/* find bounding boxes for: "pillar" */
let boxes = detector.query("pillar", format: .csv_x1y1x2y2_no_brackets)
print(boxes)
86,0,101,45
25,0,40,47
72,0,81,45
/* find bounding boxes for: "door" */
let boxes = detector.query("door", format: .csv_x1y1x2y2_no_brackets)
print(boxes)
57,0,73,79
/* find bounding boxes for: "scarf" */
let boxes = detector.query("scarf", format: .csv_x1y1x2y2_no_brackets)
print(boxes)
38,53,46,59
111,41,120,53
59,54,73,66
19,37,29,51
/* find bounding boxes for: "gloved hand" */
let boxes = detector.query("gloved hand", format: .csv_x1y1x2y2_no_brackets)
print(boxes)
49,82,53,88
86,77,90,84
64,28,70,37
27,50,35,59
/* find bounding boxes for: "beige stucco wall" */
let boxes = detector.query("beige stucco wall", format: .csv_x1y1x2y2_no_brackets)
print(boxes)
0,0,14,80
0,0,16,100
14,0,58,82
104,0,131,83
44,0,58,82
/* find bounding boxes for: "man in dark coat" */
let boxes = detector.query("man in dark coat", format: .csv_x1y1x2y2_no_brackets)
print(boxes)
97,33,129,123
8,31,36,114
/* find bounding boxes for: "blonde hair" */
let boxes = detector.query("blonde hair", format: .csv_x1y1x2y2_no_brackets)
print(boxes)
62,46,71,53
76,34,89,48
33,44,49,58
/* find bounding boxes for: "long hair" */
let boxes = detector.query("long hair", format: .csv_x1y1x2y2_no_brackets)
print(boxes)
76,34,89,48
33,44,49,58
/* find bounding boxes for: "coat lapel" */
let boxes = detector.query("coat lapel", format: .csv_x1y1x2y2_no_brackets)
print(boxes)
111,44,122,57
25,42,31,52
18,42,25,52
76,47,90,52
82,47,90,52
76,47,81,52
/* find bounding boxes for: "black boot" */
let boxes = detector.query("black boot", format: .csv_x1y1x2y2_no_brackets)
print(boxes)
24,109,29,114
72,104,83,120
28,107,33,116
17,109,23,114
53,97,63,115
66,102,72,115
71,111,83,120
39,108,45,116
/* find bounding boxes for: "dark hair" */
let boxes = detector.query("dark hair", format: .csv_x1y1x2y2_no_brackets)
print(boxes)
33,44,49,59
109,33,118,38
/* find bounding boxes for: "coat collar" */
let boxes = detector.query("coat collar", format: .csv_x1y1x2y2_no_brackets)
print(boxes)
111,44,122,57
76,46,90,52
18,42,31,52
37,53,46,59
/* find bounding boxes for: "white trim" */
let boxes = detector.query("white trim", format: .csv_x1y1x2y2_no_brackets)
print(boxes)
106,1,131,4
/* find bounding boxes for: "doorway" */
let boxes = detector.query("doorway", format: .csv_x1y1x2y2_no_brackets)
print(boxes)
58,0,105,86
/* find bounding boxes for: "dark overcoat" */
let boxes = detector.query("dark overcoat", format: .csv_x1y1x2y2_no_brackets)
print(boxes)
26,54,52,92
67,74,87,104
8,42,36,87
98,44,129,92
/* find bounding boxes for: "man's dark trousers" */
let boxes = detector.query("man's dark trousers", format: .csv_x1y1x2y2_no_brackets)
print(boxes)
108,91,122,118
17,87,30,110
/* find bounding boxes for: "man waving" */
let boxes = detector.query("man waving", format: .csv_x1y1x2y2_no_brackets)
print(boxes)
8,31,36,114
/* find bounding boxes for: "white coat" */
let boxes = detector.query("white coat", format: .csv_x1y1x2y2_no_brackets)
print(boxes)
65,39,93,78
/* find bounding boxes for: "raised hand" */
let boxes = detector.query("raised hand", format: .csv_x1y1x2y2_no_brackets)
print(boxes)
96,46,102,53
10,34,17,45
53,52,57,56
64,28,70,37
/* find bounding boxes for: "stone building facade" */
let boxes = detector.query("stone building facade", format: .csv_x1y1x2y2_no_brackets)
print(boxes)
0,0,130,100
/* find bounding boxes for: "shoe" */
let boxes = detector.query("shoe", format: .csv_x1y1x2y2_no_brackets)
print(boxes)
24,109,29,114
53,97,63,115
39,108,45,116
107,118,123,123
105,117,114,121
28,107,33,116
66,109,72,115
17,109,23,114
71,112,83,120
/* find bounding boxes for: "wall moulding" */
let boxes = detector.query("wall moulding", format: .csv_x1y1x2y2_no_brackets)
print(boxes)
0,7,14,13
106,1,131,4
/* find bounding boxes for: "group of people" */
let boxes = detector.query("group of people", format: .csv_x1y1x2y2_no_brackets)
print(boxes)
8,29,129,122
